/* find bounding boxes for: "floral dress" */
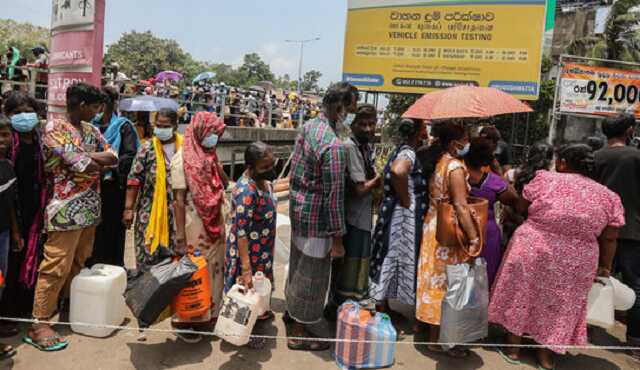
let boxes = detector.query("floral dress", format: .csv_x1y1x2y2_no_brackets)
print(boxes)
489,171,625,353
127,141,177,269
224,174,277,292
416,154,471,325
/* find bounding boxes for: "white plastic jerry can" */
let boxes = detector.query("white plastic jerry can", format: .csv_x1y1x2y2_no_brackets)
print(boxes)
214,284,260,346
70,264,127,337
252,272,272,316
587,277,615,329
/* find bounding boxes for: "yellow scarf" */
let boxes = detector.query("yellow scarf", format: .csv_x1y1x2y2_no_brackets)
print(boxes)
145,134,183,255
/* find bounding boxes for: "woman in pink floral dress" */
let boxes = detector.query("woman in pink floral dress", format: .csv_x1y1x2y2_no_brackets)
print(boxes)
489,144,625,370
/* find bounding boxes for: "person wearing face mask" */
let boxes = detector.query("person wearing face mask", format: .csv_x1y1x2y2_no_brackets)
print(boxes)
326,104,381,316
284,82,358,351
224,142,277,313
491,144,623,370
26,83,117,352
594,114,640,358
88,86,139,268
169,111,227,343
123,108,183,270
368,118,429,331
414,121,480,358
1,92,45,324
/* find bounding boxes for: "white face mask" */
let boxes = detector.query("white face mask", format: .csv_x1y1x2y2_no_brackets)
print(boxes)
456,142,471,157
201,133,219,148
153,127,174,141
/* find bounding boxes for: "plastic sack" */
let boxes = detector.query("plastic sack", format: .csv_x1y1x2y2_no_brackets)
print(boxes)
610,276,636,311
439,258,489,349
125,256,198,328
335,300,396,370
587,277,615,329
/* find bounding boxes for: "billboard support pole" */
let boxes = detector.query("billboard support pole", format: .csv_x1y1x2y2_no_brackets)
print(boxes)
549,54,564,144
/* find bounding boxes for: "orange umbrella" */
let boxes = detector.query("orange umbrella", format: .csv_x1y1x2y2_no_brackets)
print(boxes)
402,86,532,120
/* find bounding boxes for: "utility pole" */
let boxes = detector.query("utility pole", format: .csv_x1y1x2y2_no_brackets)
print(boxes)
286,37,320,126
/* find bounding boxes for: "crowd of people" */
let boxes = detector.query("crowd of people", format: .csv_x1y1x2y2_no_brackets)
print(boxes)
0,46,48,99
0,80,638,370
104,67,322,129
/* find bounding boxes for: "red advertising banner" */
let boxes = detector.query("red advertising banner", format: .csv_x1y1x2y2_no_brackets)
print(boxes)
47,72,93,107
49,31,95,67
48,0,104,112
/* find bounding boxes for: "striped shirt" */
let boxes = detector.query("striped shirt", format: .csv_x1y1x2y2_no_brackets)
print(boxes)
289,115,346,238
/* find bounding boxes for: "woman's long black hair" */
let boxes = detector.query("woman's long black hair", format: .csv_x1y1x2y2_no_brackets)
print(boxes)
416,121,466,184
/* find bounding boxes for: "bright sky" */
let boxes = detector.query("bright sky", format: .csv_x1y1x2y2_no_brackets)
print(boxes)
1,0,349,87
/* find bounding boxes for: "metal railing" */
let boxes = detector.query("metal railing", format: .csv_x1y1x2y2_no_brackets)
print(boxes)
0,65,48,102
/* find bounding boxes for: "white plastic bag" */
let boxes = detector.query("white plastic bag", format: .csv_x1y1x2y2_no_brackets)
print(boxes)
610,276,636,311
439,258,489,349
587,277,615,329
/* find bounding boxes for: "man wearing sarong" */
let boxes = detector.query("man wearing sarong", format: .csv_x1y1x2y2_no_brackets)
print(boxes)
328,104,380,313
284,82,358,351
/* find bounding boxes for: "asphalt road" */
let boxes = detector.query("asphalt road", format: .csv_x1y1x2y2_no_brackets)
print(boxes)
3,202,639,370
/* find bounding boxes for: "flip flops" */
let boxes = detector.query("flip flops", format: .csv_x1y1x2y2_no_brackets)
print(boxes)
23,335,69,352
497,348,522,365
0,344,16,360
175,332,203,344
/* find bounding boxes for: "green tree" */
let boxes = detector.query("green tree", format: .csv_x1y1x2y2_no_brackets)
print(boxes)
301,70,322,92
0,19,49,61
237,53,274,87
104,31,206,81
275,73,297,90
567,0,640,62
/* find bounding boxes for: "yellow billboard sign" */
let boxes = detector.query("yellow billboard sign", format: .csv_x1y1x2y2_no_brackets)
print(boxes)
342,0,547,100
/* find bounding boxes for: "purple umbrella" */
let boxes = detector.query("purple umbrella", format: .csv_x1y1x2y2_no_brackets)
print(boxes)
155,71,183,82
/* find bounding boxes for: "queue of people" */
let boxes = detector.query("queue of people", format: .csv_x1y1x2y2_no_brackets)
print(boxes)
0,81,638,370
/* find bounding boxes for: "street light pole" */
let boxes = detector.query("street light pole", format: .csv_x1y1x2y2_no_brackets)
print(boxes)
286,37,320,127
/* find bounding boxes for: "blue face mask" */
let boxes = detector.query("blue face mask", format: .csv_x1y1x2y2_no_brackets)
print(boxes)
456,142,471,157
201,133,219,148
10,112,39,133
153,127,174,141
343,113,356,127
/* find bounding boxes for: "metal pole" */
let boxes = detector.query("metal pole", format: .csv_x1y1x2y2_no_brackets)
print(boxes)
549,54,565,145
524,113,530,146
297,43,304,94
219,88,227,120
510,113,517,160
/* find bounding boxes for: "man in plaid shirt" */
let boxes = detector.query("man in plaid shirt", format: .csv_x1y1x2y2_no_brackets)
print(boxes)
285,82,358,351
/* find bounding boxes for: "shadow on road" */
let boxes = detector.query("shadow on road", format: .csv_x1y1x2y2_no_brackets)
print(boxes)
218,319,278,370
560,353,621,370
127,337,213,370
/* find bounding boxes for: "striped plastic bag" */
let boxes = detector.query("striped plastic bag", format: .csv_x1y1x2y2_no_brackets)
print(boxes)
335,300,396,370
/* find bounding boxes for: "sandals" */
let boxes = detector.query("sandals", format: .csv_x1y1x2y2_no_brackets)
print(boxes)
258,311,274,321
537,362,556,370
498,348,522,365
287,338,330,351
0,344,16,360
23,335,68,352
283,312,330,351
176,332,203,344
446,347,470,358
427,345,469,358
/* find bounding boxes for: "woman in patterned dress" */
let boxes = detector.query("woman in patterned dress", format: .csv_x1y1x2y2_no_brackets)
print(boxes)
170,112,228,342
490,144,624,370
225,142,277,309
369,119,428,323
415,121,482,358
123,109,182,269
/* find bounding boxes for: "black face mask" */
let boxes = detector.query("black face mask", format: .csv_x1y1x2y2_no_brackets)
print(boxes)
254,169,277,182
